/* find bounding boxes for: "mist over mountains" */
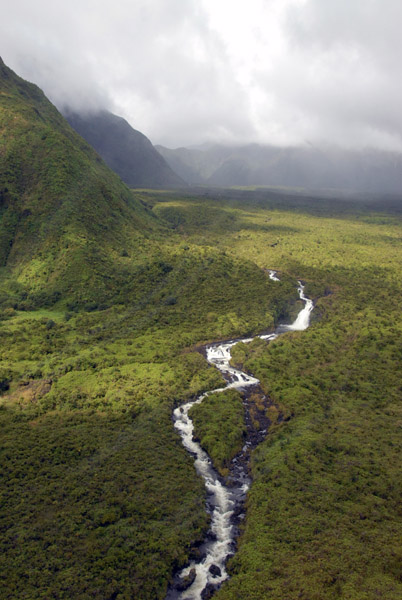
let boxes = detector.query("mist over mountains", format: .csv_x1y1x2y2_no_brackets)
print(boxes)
15,65,401,196
60,103,402,194
156,143,402,193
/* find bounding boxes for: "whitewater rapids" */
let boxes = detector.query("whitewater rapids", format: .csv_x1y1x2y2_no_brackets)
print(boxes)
167,272,313,600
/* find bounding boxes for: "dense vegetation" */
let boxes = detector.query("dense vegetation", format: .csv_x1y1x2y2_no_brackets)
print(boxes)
0,57,157,308
1,60,401,600
0,255,294,599
2,187,401,599
189,389,246,477
160,192,401,600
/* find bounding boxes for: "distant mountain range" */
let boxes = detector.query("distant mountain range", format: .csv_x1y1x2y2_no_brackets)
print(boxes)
65,109,402,194
156,143,402,193
60,96,402,195
65,110,185,189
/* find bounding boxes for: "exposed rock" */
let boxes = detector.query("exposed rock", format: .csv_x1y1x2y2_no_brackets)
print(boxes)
176,568,196,591
209,564,222,578
201,583,218,600
8,379,53,405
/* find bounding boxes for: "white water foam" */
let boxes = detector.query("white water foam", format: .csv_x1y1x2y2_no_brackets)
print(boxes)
268,269,280,281
285,282,314,331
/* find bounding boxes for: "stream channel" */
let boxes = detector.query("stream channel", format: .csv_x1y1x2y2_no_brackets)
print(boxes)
166,272,314,600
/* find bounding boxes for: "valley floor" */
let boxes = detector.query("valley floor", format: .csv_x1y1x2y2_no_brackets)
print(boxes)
1,189,401,599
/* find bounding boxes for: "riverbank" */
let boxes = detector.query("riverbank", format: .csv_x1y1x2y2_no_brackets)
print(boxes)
167,279,313,600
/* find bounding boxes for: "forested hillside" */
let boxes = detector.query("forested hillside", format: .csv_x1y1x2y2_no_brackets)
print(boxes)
0,57,159,309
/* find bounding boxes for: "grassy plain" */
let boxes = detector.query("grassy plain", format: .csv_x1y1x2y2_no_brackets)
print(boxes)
1,188,401,599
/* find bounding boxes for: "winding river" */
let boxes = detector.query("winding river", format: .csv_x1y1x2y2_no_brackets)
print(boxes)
166,272,314,600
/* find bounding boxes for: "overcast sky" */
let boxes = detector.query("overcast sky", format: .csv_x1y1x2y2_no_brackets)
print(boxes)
2,0,402,149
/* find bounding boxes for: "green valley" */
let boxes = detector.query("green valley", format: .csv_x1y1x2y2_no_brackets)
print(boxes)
1,59,401,600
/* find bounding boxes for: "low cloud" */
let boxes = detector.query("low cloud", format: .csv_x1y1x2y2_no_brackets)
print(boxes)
2,0,402,150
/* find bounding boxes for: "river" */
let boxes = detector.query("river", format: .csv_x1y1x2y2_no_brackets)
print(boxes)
166,272,313,600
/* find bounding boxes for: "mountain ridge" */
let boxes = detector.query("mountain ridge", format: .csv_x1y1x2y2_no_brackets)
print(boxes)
65,109,186,189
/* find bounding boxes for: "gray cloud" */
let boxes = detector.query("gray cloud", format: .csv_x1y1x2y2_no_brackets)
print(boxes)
1,0,402,150
271,0,402,149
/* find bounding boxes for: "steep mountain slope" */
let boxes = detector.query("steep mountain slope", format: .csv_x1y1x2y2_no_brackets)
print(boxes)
157,142,402,192
65,110,185,189
0,57,159,308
